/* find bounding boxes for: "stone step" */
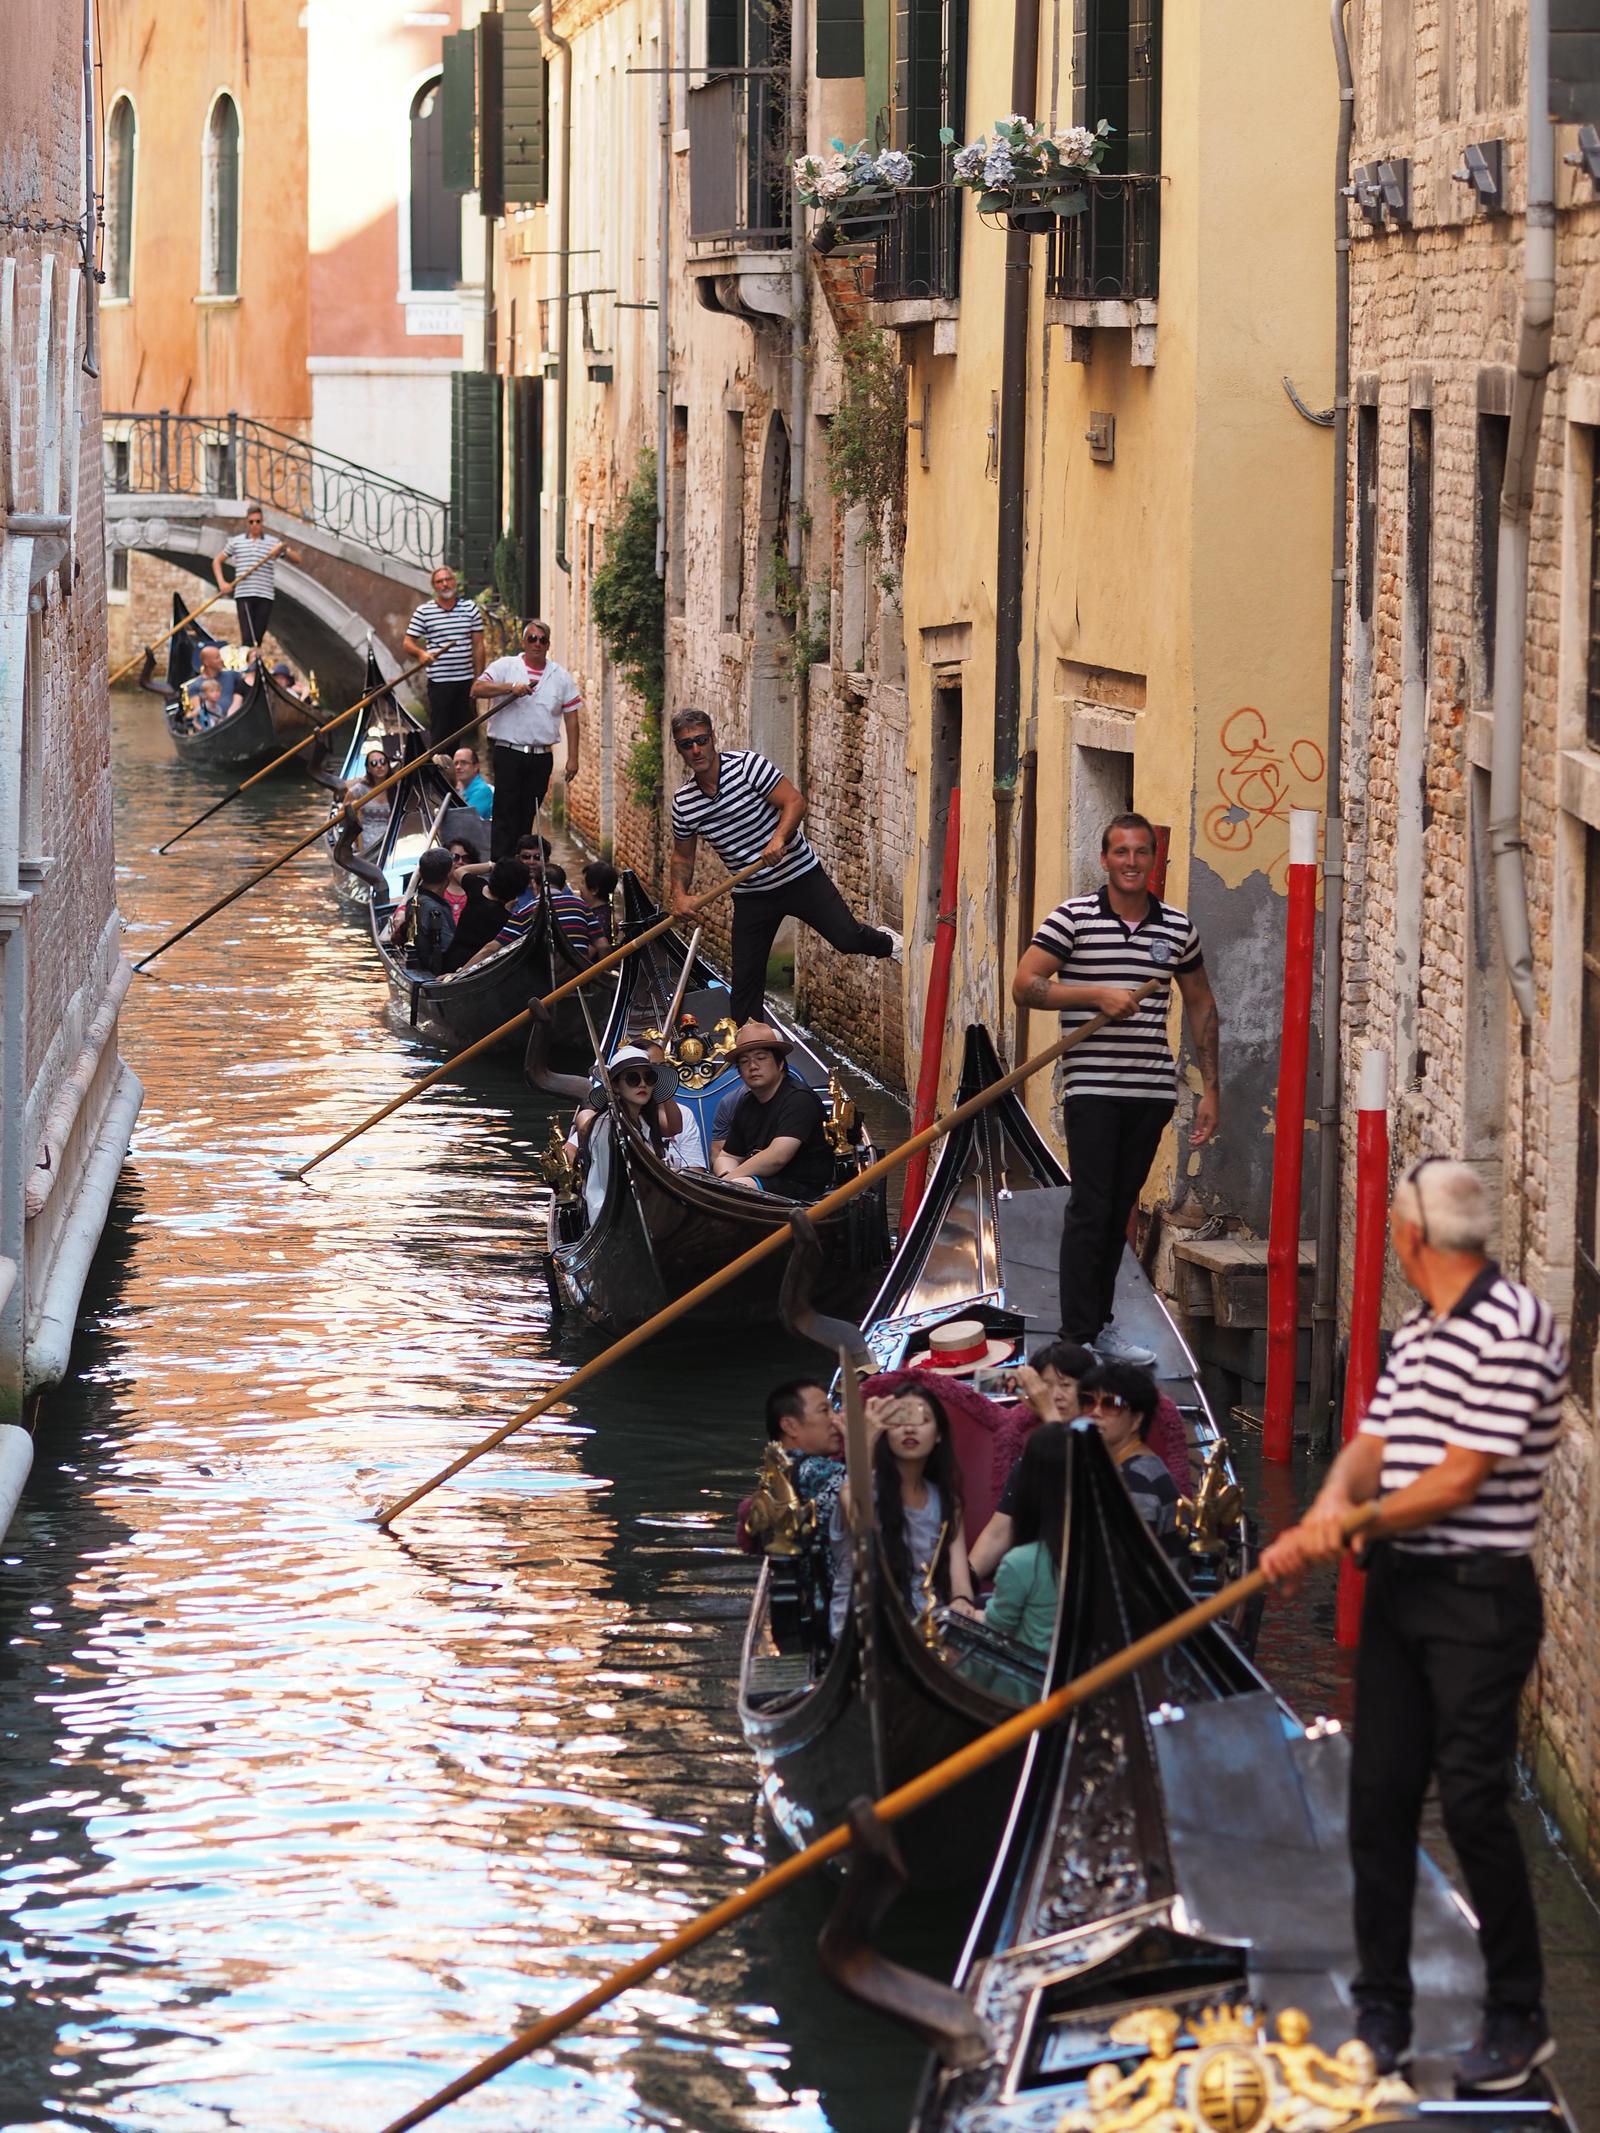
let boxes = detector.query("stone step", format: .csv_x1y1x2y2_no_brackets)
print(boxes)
1172,1236,1316,1331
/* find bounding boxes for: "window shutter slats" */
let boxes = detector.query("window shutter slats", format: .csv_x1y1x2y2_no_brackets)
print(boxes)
501,13,548,206
441,30,477,193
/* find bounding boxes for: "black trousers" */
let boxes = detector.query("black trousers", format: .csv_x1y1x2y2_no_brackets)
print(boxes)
1350,1546,1544,2017
729,865,893,1024
1058,1095,1173,1341
490,743,554,858
426,677,476,751
236,595,273,647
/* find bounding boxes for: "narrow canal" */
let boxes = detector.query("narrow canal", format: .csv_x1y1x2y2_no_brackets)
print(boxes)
0,693,1595,2130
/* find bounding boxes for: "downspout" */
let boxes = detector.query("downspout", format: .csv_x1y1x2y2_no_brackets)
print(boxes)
542,0,574,573
1488,1,1553,1028
992,0,1041,1007
1308,0,1354,1442
655,0,671,577
787,0,809,584
82,0,100,378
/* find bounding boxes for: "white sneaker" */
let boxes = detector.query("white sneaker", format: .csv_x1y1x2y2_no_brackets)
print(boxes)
879,927,903,959
1093,1323,1158,1368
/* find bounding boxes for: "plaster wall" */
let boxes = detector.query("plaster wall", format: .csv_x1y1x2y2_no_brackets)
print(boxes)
309,364,455,503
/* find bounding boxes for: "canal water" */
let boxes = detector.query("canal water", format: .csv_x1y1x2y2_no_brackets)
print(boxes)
0,693,1595,2130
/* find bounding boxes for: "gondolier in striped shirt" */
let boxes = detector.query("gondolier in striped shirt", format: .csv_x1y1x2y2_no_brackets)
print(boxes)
212,505,299,649
667,707,899,1024
1263,1159,1566,2095
1012,812,1220,1364
403,566,487,749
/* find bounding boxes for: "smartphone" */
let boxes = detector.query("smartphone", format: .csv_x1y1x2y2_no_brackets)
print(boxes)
971,1363,1020,1399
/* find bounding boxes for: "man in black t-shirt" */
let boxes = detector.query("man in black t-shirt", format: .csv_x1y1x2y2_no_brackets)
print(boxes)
714,1023,833,1200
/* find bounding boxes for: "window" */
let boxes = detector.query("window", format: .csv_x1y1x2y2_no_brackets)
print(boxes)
202,94,241,297
1587,439,1600,750
108,544,129,595
668,404,688,619
1576,824,1600,1388
721,411,745,631
410,76,462,292
105,95,136,300
1073,0,1160,174
1477,412,1508,706
1355,403,1378,634
1394,408,1433,1088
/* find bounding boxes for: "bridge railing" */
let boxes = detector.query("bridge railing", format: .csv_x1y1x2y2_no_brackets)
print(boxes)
102,411,450,577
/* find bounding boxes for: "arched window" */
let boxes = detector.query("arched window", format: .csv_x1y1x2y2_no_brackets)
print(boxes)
409,77,461,292
202,93,241,297
105,95,136,300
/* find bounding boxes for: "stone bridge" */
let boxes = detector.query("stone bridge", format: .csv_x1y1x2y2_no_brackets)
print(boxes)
103,412,454,693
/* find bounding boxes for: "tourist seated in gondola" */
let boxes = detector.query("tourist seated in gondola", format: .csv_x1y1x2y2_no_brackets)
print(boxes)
189,676,226,729
383,847,457,974
712,1022,832,1199
578,859,619,950
310,741,393,858
966,1339,1094,1578
565,1046,686,1167
544,863,598,961
181,644,242,724
433,743,495,820
440,856,528,974
982,1422,1070,1652
1079,1360,1187,1565
269,659,304,702
827,1384,977,1640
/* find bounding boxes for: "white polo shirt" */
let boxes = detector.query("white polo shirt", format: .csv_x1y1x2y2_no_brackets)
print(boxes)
480,655,583,747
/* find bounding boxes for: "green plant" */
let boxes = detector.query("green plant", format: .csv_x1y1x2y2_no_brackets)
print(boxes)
760,546,831,684
492,533,526,618
826,329,906,538
591,451,666,809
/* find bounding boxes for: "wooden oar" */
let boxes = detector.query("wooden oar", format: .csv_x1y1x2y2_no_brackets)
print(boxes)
131,709,490,974
376,984,1160,1528
290,862,770,1180
156,656,431,854
375,1498,1379,2133
108,585,235,686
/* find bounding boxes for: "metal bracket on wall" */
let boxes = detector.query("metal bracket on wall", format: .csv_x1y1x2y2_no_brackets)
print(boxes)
1564,123,1600,189
905,384,932,471
1085,412,1115,464
985,392,999,480
1281,376,1336,427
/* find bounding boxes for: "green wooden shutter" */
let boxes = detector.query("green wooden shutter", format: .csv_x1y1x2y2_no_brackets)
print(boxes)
817,0,864,77
451,371,501,592
477,13,505,218
441,30,477,193
502,13,548,205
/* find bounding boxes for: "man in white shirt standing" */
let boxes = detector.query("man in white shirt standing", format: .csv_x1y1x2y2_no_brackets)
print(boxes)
470,618,583,857
213,505,299,649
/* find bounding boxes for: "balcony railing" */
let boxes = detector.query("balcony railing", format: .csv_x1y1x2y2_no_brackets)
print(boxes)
686,68,790,251
871,185,962,307
102,411,449,574
1043,175,1162,304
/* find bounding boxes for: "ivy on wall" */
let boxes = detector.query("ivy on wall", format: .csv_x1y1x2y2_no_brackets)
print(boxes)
825,328,906,538
591,451,666,808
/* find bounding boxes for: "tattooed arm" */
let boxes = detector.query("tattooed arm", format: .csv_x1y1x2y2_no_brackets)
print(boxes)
670,832,698,917
1012,945,1140,1018
1176,965,1221,1144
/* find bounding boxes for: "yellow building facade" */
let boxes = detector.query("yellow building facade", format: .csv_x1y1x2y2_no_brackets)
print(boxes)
892,0,1335,1234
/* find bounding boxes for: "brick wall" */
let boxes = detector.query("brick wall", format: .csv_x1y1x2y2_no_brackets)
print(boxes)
1340,0,1600,1883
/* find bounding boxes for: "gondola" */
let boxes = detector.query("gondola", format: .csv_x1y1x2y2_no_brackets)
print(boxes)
544,872,891,1333
161,595,285,769
737,1025,1254,1893
842,1421,1575,2133
322,652,433,911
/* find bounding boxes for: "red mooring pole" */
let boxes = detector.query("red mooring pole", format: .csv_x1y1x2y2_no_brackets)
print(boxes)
1336,1046,1390,1647
900,789,961,1228
1263,809,1320,1462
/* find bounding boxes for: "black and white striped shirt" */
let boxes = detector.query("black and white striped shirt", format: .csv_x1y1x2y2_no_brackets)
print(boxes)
223,534,278,600
670,749,819,895
1030,888,1203,1100
1359,1264,1566,1556
406,598,484,683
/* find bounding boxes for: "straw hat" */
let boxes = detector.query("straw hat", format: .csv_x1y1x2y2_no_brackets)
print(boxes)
608,1044,680,1102
729,1020,794,1064
910,1317,1017,1376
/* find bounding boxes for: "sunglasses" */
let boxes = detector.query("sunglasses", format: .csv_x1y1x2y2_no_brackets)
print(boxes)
525,634,550,646
675,732,714,753
616,1069,654,1089
1083,1390,1133,1415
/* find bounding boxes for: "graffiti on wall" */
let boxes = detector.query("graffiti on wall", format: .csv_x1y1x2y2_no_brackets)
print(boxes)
1199,706,1325,887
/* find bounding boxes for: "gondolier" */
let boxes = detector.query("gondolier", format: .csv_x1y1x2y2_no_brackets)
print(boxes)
470,619,582,858
667,708,898,1024
213,505,299,649
1262,1159,1566,2095
1011,811,1219,1364
403,567,486,750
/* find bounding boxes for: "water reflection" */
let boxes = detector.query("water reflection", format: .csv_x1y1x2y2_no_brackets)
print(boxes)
0,697,920,2131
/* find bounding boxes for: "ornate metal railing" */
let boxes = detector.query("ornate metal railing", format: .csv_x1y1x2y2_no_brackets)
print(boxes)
1043,175,1162,304
102,411,450,575
686,68,791,251
871,184,962,305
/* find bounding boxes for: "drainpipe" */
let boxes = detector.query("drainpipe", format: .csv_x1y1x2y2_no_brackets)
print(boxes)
788,0,809,584
82,0,100,379
992,0,1041,1013
0,531,37,1422
542,0,574,573
1308,0,1355,1443
1487,3,1553,1028
655,0,671,577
